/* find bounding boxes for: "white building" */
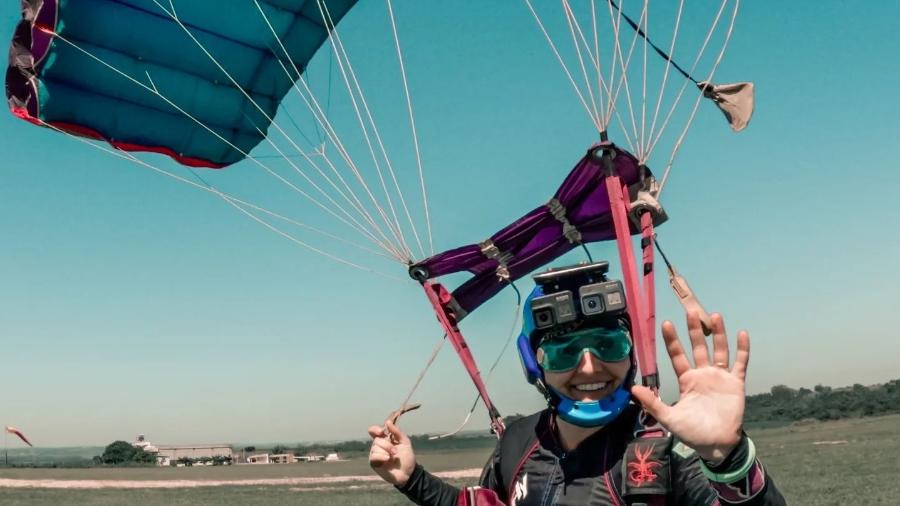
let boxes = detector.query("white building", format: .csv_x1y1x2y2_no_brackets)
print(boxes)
246,454,270,464
270,453,296,464
155,445,234,466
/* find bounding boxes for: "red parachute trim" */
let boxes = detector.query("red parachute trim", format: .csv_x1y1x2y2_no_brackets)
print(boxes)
9,107,227,169
5,426,33,447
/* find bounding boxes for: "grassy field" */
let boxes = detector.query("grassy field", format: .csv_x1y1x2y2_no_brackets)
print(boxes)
2,414,898,505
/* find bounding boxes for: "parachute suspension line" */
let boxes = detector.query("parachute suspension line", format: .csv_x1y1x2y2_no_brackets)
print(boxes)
640,0,649,161
646,0,686,165
153,3,407,263
245,115,409,262
431,282,523,440
294,0,423,261
261,39,326,152
396,333,449,425
314,0,424,260
595,3,638,152
186,169,393,260
608,0,697,84
385,0,433,256
308,42,334,148
39,25,405,262
34,118,403,276
657,0,741,196
145,4,405,262
273,102,319,149
239,103,386,244
561,0,603,129
603,0,648,155
523,0,604,136
191,180,407,282
563,1,637,153
599,0,625,131
261,33,392,243
590,1,606,129
268,55,412,262
262,93,411,264
324,48,335,146
646,0,732,167
155,0,409,263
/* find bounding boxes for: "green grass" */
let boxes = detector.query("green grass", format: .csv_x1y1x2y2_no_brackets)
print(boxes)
2,415,898,505
749,414,900,505
0,485,422,506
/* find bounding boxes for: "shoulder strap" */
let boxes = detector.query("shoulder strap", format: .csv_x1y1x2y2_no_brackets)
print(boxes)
497,411,546,501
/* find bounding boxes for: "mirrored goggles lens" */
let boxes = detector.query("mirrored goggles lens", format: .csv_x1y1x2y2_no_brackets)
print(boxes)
538,327,632,372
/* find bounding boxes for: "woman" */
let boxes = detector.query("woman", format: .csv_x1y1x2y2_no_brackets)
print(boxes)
369,267,786,505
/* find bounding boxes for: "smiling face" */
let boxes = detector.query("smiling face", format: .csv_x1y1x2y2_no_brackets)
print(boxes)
536,347,631,402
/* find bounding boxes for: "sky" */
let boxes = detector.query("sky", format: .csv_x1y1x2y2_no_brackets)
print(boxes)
1,1,899,448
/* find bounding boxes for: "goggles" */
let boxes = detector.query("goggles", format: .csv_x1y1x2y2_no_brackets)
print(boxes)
537,326,632,372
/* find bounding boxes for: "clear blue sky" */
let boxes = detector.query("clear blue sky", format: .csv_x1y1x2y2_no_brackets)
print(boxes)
1,2,898,447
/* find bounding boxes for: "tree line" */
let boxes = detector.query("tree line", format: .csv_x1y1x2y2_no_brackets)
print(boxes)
744,379,899,423
86,378,898,466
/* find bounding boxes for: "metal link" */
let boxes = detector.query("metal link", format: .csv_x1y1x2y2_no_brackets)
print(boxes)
479,239,513,281
547,198,583,244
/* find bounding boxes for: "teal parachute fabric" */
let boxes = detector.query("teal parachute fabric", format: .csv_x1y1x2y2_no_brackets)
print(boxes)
7,0,358,167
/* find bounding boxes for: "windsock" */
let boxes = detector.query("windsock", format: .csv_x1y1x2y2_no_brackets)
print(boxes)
5,426,33,447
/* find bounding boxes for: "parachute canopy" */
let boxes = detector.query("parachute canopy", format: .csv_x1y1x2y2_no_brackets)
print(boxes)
410,143,657,319
7,0,358,167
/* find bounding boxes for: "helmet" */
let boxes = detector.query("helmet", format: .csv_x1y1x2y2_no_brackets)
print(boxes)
516,285,635,427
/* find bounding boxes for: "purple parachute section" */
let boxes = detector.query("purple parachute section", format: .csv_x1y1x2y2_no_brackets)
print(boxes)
410,143,651,319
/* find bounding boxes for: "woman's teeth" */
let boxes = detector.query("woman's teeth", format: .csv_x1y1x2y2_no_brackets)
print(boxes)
574,382,608,392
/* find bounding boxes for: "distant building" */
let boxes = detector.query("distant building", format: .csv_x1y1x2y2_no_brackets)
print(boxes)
132,434,159,454
155,445,234,467
270,453,296,464
131,435,235,466
246,454,270,464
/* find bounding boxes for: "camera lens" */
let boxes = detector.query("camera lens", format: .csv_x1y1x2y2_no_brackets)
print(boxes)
581,294,604,315
534,308,554,328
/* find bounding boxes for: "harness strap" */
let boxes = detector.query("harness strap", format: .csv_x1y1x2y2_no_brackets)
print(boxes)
603,173,657,384
639,213,659,389
421,282,506,437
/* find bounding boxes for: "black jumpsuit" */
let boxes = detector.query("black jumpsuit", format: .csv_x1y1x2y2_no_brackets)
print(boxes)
398,405,786,505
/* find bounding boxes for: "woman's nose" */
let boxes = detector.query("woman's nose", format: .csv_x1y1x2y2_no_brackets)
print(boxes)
576,349,603,373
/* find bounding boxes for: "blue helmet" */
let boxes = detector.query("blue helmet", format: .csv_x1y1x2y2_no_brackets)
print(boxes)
516,285,634,427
